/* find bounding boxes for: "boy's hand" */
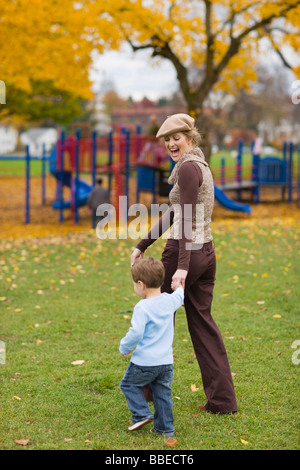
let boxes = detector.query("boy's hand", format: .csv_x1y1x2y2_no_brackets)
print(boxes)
171,269,187,290
121,350,132,357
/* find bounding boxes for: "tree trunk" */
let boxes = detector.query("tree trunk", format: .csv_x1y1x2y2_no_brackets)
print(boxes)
194,110,212,163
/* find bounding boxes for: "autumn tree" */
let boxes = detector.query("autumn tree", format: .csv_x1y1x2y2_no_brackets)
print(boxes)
84,0,300,157
1,0,300,156
0,0,94,123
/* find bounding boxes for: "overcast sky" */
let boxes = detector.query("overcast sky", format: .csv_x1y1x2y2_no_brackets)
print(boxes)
89,42,300,102
90,44,178,100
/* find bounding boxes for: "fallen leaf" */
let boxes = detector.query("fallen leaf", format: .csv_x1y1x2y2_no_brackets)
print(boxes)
71,360,85,365
273,314,282,318
15,439,29,446
191,384,199,392
13,396,21,401
240,438,249,445
165,437,178,448
64,438,73,442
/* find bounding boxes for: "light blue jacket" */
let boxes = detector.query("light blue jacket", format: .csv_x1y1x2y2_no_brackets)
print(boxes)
119,287,184,366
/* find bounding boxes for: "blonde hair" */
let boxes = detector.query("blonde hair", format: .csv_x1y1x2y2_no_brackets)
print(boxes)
183,127,202,147
131,257,165,288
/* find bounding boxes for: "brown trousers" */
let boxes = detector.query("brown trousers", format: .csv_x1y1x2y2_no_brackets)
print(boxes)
160,239,237,414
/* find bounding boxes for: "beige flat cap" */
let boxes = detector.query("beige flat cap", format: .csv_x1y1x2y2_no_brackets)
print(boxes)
156,113,195,138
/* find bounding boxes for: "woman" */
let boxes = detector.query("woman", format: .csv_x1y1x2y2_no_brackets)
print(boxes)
131,114,237,414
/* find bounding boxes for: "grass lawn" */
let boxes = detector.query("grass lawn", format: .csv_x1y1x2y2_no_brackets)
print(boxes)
0,216,299,450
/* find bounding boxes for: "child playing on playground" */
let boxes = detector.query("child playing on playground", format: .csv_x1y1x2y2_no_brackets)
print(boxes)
119,257,184,436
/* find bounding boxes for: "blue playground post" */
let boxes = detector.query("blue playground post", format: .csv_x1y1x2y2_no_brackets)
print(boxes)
25,145,30,224
221,157,225,186
125,129,130,212
42,143,46,206
136,124,142,160
59,130,65,223
236,139,243,201
92,129,97,188
288,142,293,203
251,153,260,204
74,128,81,224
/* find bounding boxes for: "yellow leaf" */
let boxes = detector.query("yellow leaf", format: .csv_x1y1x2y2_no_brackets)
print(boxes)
13,396,21,401
191,384,199,392
71,360,85,365
0,297,6,301
273,314,282,318
240,439,249,445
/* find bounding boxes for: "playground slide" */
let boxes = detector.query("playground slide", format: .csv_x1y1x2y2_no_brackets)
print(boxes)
52,177,92,209
49,144,92,209
214,185,252,214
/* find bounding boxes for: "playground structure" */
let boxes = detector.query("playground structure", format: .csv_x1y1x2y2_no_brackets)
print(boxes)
0,125,299,225
213,140,295,207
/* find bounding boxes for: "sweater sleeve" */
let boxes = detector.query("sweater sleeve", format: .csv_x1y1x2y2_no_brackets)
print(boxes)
177,161,203,270
119,304,146,355
136,204,174,253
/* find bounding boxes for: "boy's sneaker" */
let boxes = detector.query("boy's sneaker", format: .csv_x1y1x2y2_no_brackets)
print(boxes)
150,428,174,437
128,418,153,431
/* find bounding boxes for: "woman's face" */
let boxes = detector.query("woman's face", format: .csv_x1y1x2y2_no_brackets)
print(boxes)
164,132,192,162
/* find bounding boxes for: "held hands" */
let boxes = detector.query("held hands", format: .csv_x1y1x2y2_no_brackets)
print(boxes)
130,248,143,268
171,269,187,290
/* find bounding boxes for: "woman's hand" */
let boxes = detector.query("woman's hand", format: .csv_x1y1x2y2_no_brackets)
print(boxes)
171,269,188,290
130,248,143,267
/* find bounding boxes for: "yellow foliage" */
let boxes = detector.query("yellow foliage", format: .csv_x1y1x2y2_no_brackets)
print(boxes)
0,0,93,99
0,0,299,109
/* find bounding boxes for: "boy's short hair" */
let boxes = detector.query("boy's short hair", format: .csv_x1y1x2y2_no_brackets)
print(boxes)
131,257,165,288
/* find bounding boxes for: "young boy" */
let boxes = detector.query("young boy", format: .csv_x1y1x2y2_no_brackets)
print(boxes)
119,257,184,437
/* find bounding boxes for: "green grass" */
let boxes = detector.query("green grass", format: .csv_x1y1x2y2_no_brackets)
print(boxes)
0,148,285,178
0,158,44,177
0,218,299,450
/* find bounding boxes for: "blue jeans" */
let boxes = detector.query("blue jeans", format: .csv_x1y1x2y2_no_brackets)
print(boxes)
120,362,174,436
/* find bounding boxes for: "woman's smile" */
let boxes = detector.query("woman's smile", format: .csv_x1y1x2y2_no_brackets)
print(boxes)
164,132,192,161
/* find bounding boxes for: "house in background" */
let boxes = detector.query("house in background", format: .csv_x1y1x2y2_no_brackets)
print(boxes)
20,128,58,155
0,126,18,154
